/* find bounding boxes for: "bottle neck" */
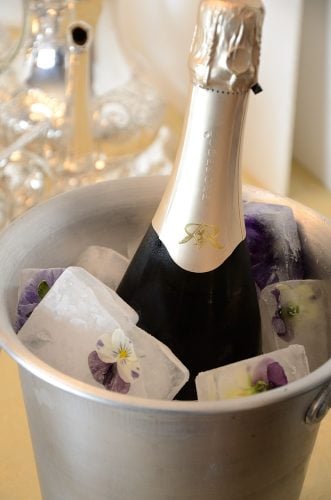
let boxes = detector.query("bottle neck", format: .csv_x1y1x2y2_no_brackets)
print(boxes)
153,84,249,273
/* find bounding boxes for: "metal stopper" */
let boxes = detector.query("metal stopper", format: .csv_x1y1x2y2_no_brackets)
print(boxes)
189,0,264,92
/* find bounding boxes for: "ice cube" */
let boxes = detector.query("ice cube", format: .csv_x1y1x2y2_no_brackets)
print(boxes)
244,202,304,291
18,266,189,399
126,324,189,400
89,323,190,400
259,279,330,371
195,345,309,401
75,245,129,290
17,267,142,395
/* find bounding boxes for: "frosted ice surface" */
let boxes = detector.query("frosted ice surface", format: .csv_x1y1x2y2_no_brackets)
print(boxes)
244,202,304,291
75,245,129,290
196,345,309,401
127,324,189,400
259,279,330,371
18,267,188,399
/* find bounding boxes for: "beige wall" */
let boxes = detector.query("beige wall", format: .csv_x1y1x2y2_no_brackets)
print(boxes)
293,0,331,190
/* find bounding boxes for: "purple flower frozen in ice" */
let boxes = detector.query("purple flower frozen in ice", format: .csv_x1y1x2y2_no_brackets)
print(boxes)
88,351,130,394
225,357,289,398
251,357,288,393
266,361,288,389
244,214,276,290
244,202,305,291
271,288,288,337
270,287,300,340
88,329,141,395
15,268,65,332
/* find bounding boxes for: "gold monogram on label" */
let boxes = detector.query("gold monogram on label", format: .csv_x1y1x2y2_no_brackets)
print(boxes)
179,223,223,249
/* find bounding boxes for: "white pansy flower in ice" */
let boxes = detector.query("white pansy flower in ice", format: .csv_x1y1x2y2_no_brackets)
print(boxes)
100,328,141,383
89,328,141,393
95,332,116,363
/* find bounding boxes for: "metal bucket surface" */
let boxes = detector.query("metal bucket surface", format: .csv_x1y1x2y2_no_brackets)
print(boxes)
0,176,330,500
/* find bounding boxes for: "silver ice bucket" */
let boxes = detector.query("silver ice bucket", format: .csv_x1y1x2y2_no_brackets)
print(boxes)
0,176,330,500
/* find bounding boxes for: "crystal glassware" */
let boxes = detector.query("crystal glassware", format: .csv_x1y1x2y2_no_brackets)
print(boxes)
0,0,178,212
0,148,52,219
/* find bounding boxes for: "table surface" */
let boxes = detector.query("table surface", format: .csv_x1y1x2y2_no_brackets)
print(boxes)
1,350,331,500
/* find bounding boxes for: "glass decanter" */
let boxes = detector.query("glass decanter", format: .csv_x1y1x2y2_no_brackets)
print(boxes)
73,0,177,178
0,0,179,219
0,0,68,158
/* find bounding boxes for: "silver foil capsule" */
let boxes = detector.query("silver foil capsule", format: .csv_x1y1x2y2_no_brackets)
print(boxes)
189,0,264,92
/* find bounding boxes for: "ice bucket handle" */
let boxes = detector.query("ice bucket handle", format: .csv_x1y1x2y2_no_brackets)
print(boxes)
305,383,331,425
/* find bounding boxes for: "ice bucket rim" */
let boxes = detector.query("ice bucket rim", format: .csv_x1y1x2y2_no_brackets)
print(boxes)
0,176,330,415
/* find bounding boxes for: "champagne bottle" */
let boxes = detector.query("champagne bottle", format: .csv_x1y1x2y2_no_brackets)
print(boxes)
117,0,264,400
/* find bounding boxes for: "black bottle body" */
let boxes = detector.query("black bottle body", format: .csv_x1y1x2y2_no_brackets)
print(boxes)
117,225,261,400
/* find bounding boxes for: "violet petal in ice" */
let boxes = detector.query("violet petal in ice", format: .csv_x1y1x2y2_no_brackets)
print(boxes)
104,364,130,394
16,268,65,332
244,215,275,290
251,357,288,392
270,288,301,341
272,316,287,336
270,288,288,338
88,350,113,385
244,202,304,290
88,350,130,394
267,361,288,388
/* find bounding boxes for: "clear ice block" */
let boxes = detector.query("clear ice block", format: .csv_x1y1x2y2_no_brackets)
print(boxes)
75,245,129,290
195,345,309,401
18,267,189,399
244,202,304,291
259,279,330,371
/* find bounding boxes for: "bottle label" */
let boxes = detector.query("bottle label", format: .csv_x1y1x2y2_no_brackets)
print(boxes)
153,86,247,273
179,223,223,249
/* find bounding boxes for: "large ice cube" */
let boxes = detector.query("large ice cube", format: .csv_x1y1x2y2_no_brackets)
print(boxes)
259,279,330,371
244,202,304,291
75,245,129,290
18,267,189,399
195,345,309,401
